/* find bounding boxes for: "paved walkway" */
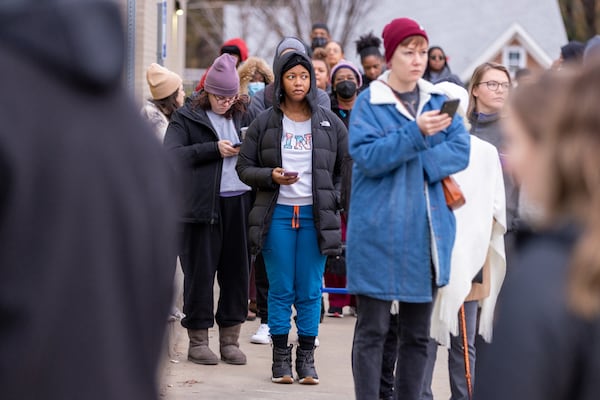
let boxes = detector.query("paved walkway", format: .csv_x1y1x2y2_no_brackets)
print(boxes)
160,301,451,399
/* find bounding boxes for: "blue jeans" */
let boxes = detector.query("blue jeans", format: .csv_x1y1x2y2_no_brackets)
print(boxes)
262,205,326,337
353,294,435,400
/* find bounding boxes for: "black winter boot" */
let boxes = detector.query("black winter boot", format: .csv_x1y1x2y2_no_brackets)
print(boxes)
271,344,293,384
295,346,319,384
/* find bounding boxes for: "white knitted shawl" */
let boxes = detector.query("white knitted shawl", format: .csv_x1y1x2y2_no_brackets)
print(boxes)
430,135,507,347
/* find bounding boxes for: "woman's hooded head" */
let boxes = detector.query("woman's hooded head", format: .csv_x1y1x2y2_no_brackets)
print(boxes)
272,51,317,111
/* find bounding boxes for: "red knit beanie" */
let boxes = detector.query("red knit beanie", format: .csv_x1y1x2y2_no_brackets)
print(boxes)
220,38,249,62
382,18,428,63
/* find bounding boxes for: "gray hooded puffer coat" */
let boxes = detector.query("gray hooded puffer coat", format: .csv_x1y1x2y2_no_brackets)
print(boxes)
236,51,348,256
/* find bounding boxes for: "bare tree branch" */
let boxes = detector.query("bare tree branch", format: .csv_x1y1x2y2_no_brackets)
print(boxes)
185,0,379,67
290,0,307,40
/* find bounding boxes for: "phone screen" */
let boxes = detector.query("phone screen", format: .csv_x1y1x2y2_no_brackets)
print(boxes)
440,99,460,119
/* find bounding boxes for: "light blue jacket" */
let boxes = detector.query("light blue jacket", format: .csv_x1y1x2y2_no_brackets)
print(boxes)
346,73,470,302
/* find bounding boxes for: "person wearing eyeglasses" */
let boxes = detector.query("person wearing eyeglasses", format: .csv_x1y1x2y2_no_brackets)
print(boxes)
423,46,463,86
164,53,252,367
465,62,521,395
237,51,347,385
468,62,520,256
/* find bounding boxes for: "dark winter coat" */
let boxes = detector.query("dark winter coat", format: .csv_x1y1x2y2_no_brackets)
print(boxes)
330,95,353,213
0,1,177,399
469,112,520,232
236,51,348,256
164,97,248,224
475,224,600,400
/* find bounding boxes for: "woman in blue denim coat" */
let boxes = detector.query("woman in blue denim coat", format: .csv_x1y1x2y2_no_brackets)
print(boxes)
347,18,470,400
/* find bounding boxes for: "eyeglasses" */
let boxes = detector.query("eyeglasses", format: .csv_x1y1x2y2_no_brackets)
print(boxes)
430,55,445,61
478,81,511,91
213,94,238,104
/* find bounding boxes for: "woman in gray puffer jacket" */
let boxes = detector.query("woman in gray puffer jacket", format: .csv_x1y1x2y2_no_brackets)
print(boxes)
237,50,347,385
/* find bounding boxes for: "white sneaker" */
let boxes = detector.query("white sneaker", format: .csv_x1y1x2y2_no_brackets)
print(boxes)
251,323,271,344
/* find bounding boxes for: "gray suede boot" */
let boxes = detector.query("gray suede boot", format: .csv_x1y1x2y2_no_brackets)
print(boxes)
187,329,219,365
219,324,247,365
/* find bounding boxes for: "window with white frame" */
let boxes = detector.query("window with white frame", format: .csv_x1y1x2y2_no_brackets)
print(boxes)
503,46,526,75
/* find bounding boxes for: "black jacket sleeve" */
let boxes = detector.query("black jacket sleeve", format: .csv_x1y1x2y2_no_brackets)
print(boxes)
164,110,221,167
328,109,348,207
236,114,278,190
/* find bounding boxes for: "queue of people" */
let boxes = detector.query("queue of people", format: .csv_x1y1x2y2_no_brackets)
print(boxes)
151,16,600,400
6,0,600,398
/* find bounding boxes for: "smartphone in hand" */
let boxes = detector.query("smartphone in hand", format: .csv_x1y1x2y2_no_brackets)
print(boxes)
440,98,460,119
282,171,298,177
232,142,242,148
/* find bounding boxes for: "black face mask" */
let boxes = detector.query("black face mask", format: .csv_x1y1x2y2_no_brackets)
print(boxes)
311,37,328,49
335,80,357,99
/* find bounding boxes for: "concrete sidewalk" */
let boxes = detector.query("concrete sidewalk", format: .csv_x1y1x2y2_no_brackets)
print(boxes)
159,302,451,399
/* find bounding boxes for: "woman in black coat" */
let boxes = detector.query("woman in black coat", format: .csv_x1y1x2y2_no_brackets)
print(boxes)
165,54,251,367
237,51,347,385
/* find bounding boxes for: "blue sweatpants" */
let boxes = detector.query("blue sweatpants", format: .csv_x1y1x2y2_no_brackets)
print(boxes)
262,204,326,337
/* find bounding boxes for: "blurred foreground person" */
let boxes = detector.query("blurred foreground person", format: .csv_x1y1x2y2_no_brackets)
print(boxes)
475,66,600,400
0,1,177,399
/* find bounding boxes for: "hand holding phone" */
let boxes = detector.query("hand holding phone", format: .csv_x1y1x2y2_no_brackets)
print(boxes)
272,168,299,185
417,110,453,136
232,142,242,148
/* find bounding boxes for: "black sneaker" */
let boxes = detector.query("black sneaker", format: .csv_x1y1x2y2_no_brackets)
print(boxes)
296,347,319,385
271,345,293,384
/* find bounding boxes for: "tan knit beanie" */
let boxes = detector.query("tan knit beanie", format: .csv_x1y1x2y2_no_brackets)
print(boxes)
146,63,182,100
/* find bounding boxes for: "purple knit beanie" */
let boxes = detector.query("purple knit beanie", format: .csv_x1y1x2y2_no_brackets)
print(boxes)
330,60,363,88
204,54,240,96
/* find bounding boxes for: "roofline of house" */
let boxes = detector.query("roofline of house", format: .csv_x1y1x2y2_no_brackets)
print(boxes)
459,22,554,82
